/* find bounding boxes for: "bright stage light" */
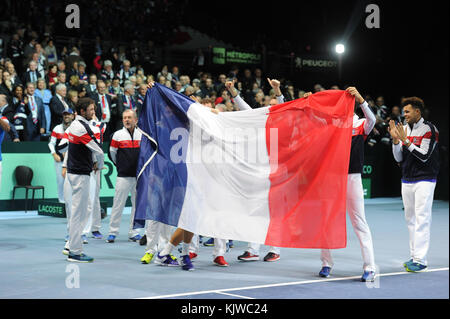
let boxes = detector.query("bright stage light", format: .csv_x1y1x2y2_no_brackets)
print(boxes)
335,44,345,54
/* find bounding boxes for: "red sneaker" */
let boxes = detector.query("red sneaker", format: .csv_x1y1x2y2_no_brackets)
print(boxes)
189,252,198,260
237,251,259,261
263,252,280,262
213,256,229,267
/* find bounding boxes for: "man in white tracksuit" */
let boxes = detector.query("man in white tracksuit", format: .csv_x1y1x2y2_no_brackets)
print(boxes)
48,109,74,203
231,79,284,264
318,87,377,282
62,97,104,263
106,109,143,242
388,97,439,273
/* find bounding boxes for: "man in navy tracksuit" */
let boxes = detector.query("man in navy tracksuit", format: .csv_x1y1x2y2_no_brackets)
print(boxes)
106,109,143,243
63,97,104,263
389,97,439,273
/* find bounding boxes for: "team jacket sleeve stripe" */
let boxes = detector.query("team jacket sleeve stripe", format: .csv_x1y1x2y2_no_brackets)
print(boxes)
406,125,437,163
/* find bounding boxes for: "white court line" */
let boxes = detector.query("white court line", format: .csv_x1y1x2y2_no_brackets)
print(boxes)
215,292,255,299
138,267,449,299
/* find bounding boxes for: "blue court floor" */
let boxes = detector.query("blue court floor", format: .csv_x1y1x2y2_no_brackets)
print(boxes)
0,198,448,299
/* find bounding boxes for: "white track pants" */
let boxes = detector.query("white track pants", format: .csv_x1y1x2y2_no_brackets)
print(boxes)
67,173,91,255
247,243,280,255
402,181,436,266
83,171,101,235
321,173,376,272
108,176,140,237
54,161,64,203
64,175,72,234
145,220,174,254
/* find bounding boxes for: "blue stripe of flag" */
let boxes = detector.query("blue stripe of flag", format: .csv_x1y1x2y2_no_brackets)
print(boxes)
134,83,194,229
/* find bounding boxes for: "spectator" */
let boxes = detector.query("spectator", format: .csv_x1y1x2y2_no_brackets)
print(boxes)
49,83,70,130
157,75,166,85
86,74,98,98
5,62,22,87
101,60,115,82
24,82,46,141
77,62,88,85
252,91,265,109
215,103,226,112
12,85,27,140
34,78,53,133
92,80,115,139
44,39,58,65
314,83,324,92
1,71,14,101
51,72,68,95
375,96,389,121
298,90,306,98
7,33,24,75
285,84,295,101
157,65,172,83
387,105,404,125
57,60,66,73
115,83,137,130
330,85,340,90
184,85,195,97
117,60,134,85
29,52,46,79
241,69,254,101
34,44,48,72
214,89,233,106
135,84,147,116
254,68,267,93
48,64,58,86
0,94,20,142
22,60,40,85
67,90,79,111
174,81,183,92
171,66,180,85
109,77,123,97
201,97,213,108
200,78,215,98
214,74,227,94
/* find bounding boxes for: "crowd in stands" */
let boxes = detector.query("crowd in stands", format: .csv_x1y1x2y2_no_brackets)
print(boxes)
0,23,410,146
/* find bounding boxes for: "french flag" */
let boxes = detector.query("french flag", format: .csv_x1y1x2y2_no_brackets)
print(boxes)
135,83,354,249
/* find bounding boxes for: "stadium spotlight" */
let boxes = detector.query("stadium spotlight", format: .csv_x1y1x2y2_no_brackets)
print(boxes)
335,43,345,54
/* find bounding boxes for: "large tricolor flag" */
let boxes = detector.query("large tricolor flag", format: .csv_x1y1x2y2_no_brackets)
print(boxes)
134,83,354,248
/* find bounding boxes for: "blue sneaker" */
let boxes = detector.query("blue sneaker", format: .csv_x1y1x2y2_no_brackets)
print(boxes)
92,231,103,239
361,271,376,282
228,240,234,248
180,255,195,271
319,266,331,278
81,234,88,244
156,253,180,266
203,238,214,247
129,234,142,242
67,252,94,263
62,247,70,256
406,262,428,272
106,235,116,243
403,259,413,268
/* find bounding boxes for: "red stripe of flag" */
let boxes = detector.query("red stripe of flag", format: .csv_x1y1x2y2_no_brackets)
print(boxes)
265,90,354,248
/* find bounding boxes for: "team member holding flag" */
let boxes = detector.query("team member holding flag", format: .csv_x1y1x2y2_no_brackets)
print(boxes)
318,87,377,282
